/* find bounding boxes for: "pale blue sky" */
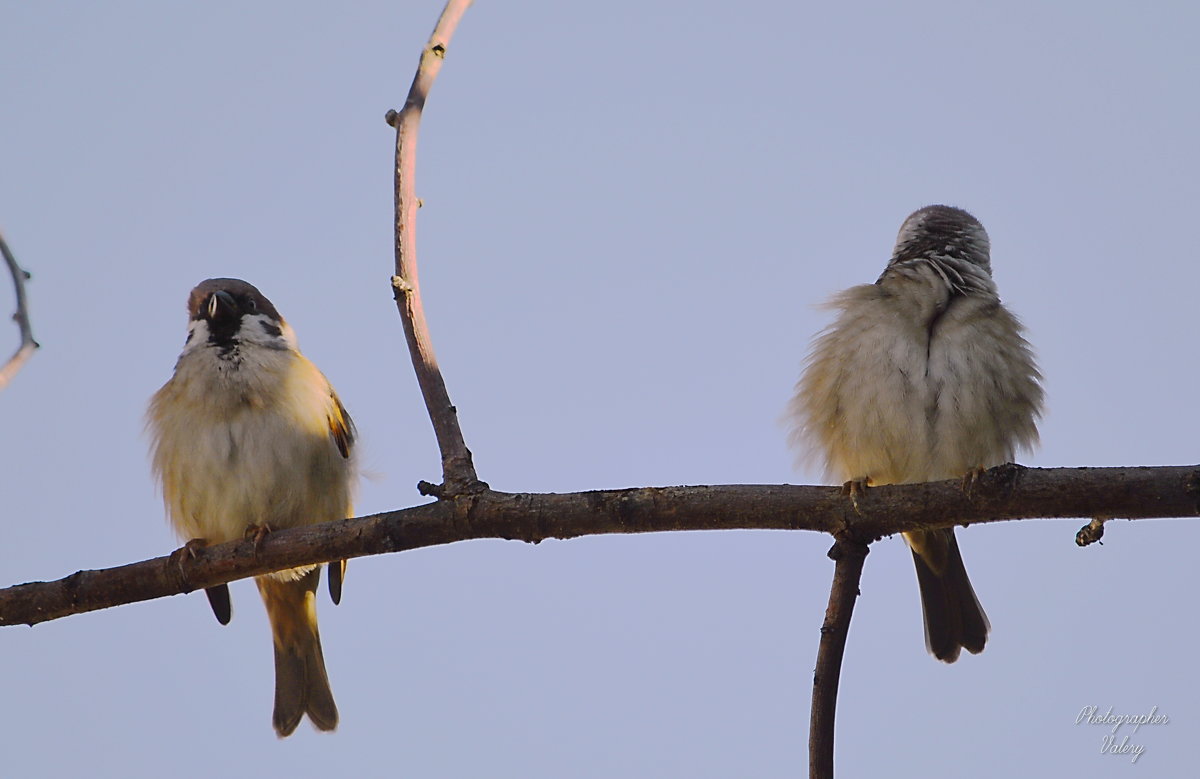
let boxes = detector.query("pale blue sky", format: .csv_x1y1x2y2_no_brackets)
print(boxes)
3,2,1198,776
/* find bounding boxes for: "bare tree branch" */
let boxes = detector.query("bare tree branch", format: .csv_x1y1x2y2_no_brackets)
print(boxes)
809,538,869,779
384,0,481,496
0,231,38,390
2,464,1197,627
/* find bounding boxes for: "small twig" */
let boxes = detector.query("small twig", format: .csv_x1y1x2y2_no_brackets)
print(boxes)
809,538,869,779
0,231,39,390
386,0,481,496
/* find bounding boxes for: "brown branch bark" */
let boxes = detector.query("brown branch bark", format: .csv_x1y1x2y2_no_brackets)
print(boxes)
385,0,480,496
809,539,869,779
2,464,1197,627
0,230,39,390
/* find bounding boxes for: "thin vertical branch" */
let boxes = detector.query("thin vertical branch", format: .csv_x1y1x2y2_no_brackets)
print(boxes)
385,0,480,496
0,231,38,390
809,538,870,779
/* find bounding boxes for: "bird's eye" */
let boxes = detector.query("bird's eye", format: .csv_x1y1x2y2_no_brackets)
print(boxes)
246,298,257,312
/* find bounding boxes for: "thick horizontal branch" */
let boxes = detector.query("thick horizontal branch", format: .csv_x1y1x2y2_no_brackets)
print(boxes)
2,464,1197,627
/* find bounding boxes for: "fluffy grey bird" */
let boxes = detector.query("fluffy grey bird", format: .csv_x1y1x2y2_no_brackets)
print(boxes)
787,205,1043,662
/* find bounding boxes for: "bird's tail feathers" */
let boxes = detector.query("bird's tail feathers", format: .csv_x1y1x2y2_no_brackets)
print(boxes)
256,567,338,736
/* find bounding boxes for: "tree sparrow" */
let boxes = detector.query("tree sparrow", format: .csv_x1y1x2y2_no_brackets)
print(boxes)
787,206,1043,662
148,278,356,734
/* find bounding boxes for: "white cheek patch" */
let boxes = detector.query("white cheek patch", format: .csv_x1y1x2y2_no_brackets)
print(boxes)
180,314,295,354
239,313,296,350
181,319,211,355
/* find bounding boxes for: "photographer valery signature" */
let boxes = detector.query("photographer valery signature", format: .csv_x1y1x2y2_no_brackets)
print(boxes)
1075,705,1169,764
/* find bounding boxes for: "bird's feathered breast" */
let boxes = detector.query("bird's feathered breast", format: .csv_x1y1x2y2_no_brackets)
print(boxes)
147,329,356,543
788,269,1041,484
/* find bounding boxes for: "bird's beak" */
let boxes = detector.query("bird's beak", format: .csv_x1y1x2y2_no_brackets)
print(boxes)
206,290,238,322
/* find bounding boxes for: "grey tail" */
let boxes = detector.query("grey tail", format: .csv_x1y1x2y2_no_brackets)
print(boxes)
909,528,989,663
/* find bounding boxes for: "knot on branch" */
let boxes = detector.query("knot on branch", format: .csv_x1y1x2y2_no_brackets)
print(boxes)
978,462,1026,501
384,109,399,127
1076,518,1106,547
391,275,414,297
417,478,490,500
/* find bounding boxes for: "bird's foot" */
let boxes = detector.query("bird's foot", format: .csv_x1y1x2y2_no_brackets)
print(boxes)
246,524,274,557
170,538,210,587
841,478,870,516
961,465,986,498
